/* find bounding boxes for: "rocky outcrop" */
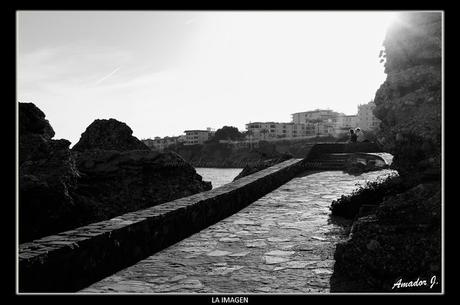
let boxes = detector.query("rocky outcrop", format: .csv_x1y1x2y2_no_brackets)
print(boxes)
19,104,211,243
330,12,442,292
373,12,441,182
72,119,149,152
331,183,441,292
19,103,81,243
233,153,293,180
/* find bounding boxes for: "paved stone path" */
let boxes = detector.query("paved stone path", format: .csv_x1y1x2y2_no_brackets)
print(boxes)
82,169,397,294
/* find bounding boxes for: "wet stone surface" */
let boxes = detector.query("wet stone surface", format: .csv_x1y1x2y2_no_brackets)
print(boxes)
82,169,396,294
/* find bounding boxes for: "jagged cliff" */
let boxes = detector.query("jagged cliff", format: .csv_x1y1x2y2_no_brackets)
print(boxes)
330,12,442,292
373,12,442,182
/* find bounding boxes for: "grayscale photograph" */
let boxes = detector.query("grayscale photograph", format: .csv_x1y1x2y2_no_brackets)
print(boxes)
16,10,443,296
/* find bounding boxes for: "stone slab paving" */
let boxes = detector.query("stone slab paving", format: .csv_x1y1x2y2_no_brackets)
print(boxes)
82,169,397,294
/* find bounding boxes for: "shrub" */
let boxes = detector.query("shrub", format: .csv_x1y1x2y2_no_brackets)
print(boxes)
330,173,407,219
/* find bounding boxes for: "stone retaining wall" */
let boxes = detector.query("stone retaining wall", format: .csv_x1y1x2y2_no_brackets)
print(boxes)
19,158,306,292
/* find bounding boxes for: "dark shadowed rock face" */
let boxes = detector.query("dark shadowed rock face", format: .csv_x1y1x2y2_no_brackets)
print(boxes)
72,119,149,152
330,12,442,293
19,103,55,139
72,149,212,221
374,12,441,182
19,103,56,164
19,103,211,243
19,103,81,242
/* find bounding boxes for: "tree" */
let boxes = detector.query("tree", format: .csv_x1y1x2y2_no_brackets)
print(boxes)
211,126,244,142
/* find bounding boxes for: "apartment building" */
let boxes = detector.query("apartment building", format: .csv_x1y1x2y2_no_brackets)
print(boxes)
184,128,215,145
291,109,342,136
357,101,381,131
291,109,341,125
245,122,308,141
142,136,183,151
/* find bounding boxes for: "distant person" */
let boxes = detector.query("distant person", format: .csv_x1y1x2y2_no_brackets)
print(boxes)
349,129,357,143
355,128,365,142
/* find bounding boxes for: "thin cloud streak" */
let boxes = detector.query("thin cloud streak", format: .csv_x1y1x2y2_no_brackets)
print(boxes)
94,67,121,85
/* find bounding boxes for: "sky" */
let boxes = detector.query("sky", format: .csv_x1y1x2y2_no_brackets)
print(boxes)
17,11,396,145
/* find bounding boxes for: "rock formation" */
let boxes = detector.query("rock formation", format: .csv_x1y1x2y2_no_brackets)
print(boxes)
72,118,149,152
330,12,442,292
373,12,441,182
19,103,81,242
19,104,211,243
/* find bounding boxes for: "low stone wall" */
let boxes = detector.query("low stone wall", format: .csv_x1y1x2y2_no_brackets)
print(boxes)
19,158,306,292
306,142,382,160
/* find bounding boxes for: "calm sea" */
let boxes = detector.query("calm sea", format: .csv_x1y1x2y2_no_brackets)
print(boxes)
195,168,243,189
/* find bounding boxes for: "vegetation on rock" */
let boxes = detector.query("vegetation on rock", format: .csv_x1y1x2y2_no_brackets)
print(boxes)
330,173,404,219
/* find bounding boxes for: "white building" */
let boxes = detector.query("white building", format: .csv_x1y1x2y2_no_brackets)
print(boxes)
291,109,342,137
246,122,308,141
357,101,381,131
142,136,181,151
184,128,215,145
291,109,341,125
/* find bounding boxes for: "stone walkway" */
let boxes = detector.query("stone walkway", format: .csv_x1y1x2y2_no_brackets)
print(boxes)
81,169,396,294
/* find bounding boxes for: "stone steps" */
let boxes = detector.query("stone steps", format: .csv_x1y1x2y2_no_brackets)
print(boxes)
305,153,352,170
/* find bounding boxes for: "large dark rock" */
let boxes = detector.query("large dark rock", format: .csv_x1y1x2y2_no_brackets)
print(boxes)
19,103,81,242
374,12,441,183
19,102,55,139
72,118,149,152
19,103,56,164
